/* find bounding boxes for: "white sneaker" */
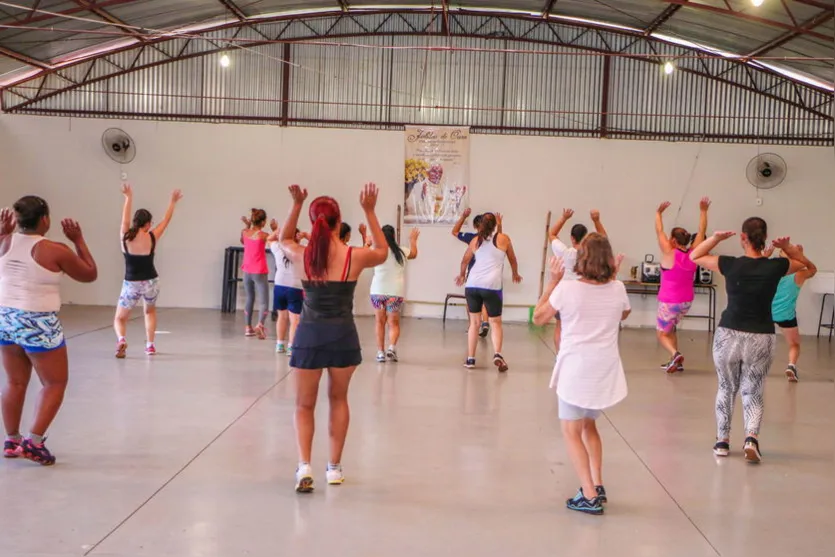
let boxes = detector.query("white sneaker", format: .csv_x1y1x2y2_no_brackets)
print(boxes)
276,342,286,354
386,347,398,362
376,351,386,363
295,463,314,493
326,465,344,485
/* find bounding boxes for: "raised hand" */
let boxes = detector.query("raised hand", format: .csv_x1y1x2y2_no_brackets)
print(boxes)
0,207,15,235
121,183,132,197
699,197,711,211
615,253,625,274
358,223,367,237
772,236,791,250
171,189,183,203
410,228,420,240
241,216,251,227
269,218,278,232
61,219,84,243
762,245,775,258
714,230,736,241
462,207,472,219
360,183,379,211
495,212,503,225
288,184,308,205
562,208,574,220
657,201,671,214
590,209,601,221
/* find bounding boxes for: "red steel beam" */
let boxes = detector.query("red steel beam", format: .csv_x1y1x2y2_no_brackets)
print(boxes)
1,0,143,28
217,0,247,20
747,9,834,57
663,0,833,42
72,1,146,41
0,45,51,69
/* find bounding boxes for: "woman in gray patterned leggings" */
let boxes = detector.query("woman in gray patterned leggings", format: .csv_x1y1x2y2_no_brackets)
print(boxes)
690,217,811,463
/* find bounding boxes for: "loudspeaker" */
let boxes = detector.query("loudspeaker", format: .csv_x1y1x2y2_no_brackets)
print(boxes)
695,266,713,285
641,254,661,283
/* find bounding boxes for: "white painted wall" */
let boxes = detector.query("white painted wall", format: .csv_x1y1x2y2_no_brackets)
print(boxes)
1,114,833,333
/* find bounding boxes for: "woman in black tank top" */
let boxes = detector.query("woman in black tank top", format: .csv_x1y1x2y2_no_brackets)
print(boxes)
113,184,183,358
278,183,388,493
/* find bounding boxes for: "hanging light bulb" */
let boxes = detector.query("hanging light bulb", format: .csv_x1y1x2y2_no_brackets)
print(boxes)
219,54,230,68
751,0,764,6
663,61,675,75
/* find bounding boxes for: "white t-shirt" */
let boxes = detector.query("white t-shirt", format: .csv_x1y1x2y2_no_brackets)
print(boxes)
551,239,579,281
269,242,302,289
548,279,630,410
370,246,411,297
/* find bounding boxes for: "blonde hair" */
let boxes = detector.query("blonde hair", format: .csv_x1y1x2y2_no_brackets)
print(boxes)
574,233,616,283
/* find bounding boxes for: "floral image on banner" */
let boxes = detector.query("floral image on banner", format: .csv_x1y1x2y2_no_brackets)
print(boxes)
404,126,470,225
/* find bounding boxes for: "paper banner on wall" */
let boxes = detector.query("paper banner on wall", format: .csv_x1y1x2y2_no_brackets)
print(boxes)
403,126,470,225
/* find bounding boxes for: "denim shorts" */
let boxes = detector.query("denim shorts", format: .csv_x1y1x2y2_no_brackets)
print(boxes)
558,398,602,421
0,306,66,353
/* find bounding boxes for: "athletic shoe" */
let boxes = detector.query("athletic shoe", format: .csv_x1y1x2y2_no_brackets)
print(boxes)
255,324,266,340
743,437,761,463
20,438,56,466
115,339,127,359
493,353,508,372
286,347,292,357
145,344,157,356
565,489,603,515
276,342,286,354
464,358,476,369
326,464,345,485
245,327,255,337
713,441,730,457
478,322,489,338
785,364,798,383
665,352,684,374
595,485,607,504
659,361,684,372
376,351,386,363
386,347,398,362
3,439,21,458
295,464,314,493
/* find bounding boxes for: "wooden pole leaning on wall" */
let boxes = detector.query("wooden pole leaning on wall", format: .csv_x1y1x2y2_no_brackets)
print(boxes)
396,204,402,244
538,210,552,298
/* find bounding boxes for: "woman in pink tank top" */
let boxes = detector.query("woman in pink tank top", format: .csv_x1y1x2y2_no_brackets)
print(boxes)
240,209,270,338
654,197,711,373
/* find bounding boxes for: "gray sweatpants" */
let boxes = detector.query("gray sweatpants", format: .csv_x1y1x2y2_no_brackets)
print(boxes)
712,327,775,439
243,272,269,327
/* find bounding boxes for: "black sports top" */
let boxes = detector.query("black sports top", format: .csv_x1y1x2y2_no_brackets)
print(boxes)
123,232,158,282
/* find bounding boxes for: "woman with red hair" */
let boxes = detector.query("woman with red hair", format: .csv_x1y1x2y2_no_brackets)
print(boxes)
279,183,388,493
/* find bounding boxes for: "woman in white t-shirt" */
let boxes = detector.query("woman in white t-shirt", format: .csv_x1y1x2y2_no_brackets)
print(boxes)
533,233,630,516
369,225,419,363
267,223,307,355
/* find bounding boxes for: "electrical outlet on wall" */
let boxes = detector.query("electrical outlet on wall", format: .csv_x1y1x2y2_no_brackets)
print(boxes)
755,198,763,206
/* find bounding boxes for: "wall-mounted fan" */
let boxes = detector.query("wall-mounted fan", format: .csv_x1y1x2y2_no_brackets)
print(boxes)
101,128,136,164
746,153,786,190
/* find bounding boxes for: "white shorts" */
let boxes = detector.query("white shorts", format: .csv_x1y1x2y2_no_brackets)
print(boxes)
118,279,160,309
558,398,602,421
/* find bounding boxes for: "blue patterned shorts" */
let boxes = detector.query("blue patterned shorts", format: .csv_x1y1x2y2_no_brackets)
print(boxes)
0,306,66,353
118,279,160,309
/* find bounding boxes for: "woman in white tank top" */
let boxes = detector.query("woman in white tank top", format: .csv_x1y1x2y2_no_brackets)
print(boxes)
0,197,97,466
455,213,522,372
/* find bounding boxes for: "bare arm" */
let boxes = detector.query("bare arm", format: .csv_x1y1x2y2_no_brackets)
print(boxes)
548,208,573,241
151,190,183,241
496,212,504,236
452,208,471,238
54,220,98,283
533,257,563,325
351,184,389,270
0,208,15,241
502,234,522,283
456,246,475,285
689,231,735,272
775,239,815,277
655,202,672,254
590,210,607,237
407,228,419,260
692,197,711,248
119,184,132,238
279,186,307,265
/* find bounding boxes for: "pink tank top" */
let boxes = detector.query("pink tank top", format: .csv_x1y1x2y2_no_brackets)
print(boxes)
242,235,268,274
658,249,697,303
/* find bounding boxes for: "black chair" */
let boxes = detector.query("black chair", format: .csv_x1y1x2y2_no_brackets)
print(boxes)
442,293,467,324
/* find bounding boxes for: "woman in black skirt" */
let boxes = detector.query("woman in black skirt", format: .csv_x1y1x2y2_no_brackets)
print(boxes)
279,183,388,492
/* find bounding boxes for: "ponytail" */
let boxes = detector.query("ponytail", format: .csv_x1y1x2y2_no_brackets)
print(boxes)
250,208,267,228
382,225,405,266
476,213,497,248
303,196,341,281
124,208,152,242
670,227,692,249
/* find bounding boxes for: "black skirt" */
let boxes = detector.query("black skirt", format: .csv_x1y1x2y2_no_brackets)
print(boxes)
289,320,362,370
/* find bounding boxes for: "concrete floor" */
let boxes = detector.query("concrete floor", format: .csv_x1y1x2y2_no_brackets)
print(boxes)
0,306,832,557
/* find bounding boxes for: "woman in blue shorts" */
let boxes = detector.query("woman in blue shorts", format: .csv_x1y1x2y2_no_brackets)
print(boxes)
268,224,307,355
0,197,97,465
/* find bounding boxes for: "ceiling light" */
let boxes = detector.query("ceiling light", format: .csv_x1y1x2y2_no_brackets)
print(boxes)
663,61,675,75
751,0,764,6
219,54,230,68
